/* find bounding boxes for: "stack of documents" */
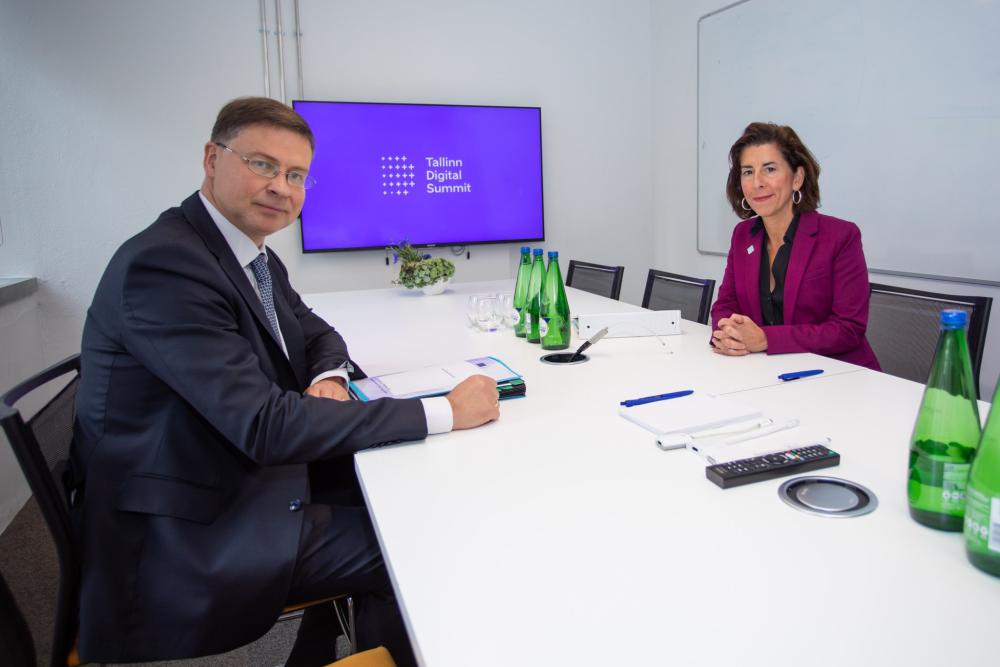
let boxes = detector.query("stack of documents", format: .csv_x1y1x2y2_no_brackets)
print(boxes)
350,356,525,401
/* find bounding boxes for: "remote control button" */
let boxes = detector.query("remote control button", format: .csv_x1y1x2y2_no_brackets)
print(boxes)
763,454,786,464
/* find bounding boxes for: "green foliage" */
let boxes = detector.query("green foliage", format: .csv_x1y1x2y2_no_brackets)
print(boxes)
390,240,426,264
388,241,456,289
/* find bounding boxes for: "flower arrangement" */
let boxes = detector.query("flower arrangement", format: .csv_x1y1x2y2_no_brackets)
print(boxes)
389,241,456,290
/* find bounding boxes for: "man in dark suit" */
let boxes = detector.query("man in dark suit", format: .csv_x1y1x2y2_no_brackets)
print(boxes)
71,97,499,666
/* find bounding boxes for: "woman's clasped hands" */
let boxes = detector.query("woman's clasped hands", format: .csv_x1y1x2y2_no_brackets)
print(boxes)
711,313,768,355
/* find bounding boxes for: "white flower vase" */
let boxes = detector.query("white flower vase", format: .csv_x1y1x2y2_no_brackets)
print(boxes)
421,278,450,296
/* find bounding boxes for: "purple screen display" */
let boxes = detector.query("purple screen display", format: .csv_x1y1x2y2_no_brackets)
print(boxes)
293,101,545,251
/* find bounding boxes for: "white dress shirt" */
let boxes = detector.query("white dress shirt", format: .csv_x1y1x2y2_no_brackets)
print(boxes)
198,192,453,433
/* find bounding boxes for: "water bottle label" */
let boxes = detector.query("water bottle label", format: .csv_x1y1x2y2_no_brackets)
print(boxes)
511,309,521,325
908,456,970,516
939,463,969,506
964,486,1000,553
539,318,549,337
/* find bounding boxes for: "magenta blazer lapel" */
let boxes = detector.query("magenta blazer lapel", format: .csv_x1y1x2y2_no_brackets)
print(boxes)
739,222,764,323
782,211,819,322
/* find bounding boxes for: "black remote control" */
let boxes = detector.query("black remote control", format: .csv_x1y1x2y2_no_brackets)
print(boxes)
705,443,840,489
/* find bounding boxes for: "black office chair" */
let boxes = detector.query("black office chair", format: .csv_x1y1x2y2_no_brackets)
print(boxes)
565,260,625,300
0,354,81,667
0,568,37,667
1,354,358,665
868,283,992,396
641,270,716,325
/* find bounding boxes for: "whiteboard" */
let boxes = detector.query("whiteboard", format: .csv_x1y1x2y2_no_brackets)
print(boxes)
697,0,1000,286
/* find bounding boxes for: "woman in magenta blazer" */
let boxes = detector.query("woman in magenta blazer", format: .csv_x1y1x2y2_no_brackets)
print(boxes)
710,122,880,370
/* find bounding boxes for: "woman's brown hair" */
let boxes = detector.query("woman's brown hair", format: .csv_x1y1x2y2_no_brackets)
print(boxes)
725,122,820,219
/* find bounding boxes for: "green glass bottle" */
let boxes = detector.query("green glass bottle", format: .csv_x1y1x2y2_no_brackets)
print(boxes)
541,251,571,350
524,249,546,344
512,246,532,338
908,309,982,531
964,379,1000,576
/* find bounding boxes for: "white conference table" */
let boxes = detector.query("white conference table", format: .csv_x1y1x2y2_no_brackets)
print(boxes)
304,280,998,667
305,280,865,398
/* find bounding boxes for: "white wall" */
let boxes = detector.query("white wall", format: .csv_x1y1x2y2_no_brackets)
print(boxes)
277,0,655,301
651,0,1000,399
0,0,655,529
0,293,44,527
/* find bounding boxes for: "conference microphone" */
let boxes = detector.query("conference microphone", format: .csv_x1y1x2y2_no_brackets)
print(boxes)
572,326,609,361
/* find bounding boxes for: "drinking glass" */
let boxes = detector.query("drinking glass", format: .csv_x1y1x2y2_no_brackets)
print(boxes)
499,293,517,329
476,296,501,332
466,295,483,327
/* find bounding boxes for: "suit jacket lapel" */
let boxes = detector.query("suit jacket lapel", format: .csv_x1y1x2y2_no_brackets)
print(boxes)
740,223,764,324
783,211,819,323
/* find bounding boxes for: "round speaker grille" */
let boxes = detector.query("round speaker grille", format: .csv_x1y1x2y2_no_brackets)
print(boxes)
778,476,878,518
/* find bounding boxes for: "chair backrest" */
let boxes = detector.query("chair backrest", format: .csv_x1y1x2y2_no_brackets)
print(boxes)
565,260,625,300
641,270,716,325
867,284,992,395
1,354,82,667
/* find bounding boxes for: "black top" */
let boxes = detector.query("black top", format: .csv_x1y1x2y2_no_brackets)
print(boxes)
752,213,800,325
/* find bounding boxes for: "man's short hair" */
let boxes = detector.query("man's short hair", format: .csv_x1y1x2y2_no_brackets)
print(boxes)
211,97,315,151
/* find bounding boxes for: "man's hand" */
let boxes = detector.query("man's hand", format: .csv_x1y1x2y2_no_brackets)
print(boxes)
304,377,351,401
446,375,501,430
711,314,768,355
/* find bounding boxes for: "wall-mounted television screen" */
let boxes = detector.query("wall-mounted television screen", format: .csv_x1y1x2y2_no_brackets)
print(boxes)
292,100,544,252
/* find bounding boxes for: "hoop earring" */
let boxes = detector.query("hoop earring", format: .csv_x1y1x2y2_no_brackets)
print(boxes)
792,190,802,205
740,198,752,211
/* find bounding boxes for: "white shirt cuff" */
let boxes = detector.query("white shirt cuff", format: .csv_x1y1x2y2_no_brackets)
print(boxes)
421,396,454,434
310,369,350,388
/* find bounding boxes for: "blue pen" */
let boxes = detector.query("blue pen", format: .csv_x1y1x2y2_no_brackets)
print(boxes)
620,389,694,407
778,369,824,381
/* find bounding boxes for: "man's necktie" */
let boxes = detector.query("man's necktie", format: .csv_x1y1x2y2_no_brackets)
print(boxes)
249,253,281,341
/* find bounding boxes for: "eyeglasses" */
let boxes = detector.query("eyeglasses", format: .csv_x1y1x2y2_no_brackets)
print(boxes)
214,142,316,190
